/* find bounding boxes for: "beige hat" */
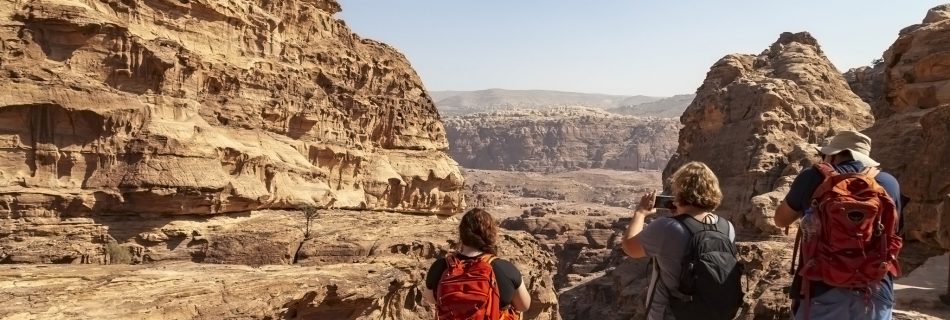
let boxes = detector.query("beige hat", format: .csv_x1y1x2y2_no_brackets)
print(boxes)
818,130,880,167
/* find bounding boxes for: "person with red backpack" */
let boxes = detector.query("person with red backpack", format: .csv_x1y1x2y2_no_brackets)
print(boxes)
423,208,531,320
774,131,904,320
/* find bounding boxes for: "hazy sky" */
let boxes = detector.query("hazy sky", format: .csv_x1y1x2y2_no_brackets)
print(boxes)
338,1,944,96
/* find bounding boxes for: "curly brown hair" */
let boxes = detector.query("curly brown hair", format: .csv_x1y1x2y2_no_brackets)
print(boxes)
458,208,498,254
669,161,723,211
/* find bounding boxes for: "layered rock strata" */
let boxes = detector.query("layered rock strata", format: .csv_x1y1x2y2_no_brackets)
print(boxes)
0,0,466,264
863,4,950,249
446,107,679,172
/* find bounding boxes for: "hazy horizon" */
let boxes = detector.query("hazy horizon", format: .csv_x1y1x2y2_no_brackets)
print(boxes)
338,0,945,97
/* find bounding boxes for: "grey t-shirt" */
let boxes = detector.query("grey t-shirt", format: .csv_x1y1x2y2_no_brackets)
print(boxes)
636,215,735,320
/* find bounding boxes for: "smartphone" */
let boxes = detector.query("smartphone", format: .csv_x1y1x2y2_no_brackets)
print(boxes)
654,195,675,210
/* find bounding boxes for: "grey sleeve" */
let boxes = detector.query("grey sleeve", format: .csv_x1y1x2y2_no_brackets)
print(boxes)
636,218,673,257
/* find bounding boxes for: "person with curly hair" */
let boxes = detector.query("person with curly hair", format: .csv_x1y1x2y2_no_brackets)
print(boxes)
423,208,531,319
622,161,738,320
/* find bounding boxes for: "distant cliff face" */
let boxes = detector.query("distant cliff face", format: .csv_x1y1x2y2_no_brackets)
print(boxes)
605,94,695,118
445,108,680,172
664,32,874,234
431,89,660,116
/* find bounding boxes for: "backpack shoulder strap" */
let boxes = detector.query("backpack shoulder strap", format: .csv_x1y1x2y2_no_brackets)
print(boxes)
674,214,727,235
444,253,462,272
814,162,838,179
480,254,497,264
861,166,880,179
715,216,730,237
673,214,703,236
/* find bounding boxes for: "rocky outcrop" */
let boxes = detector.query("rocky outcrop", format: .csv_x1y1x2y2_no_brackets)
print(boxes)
500,214,623,289
0,210,560,320
446,107,680,172
664,32,874,234
0,0,468,264
844,62,888,117
862,4,950,250
0,0,463,222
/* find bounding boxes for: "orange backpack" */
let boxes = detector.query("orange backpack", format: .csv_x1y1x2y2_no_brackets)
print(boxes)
792,164,903,318
436,253,519,320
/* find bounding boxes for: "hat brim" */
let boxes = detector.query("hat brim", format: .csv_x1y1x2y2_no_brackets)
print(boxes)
818,146,880,167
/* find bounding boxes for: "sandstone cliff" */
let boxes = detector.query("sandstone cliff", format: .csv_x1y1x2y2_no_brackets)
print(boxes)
0,0,467,264
446,107,680,172
862,4,950,249
0,0,463,218
664,32,874,234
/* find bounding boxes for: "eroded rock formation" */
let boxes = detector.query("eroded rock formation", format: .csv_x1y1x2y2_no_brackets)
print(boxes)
0,0,467,264
0,0,463,219
0,210,560,320
862,4,950,249
664,32,874,234
446,107,679,172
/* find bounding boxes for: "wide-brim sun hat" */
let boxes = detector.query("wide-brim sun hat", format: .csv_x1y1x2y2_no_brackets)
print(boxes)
816,130,880,167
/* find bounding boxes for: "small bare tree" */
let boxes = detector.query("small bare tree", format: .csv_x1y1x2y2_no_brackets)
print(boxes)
302,205,320,240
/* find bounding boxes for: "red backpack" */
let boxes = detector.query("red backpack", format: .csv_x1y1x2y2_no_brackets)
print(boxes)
436,253,518,320
793,163,903,313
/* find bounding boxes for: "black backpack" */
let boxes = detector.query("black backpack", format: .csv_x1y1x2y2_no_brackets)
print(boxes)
651,215,744,320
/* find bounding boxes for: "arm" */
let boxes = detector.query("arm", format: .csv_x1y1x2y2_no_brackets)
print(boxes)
774,201,801,228
422,258,446,306
774,169,818,229
423,288,436,305
622,191,656,258
511,280,531,311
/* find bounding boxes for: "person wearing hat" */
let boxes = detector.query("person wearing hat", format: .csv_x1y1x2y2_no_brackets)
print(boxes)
774,130,903,320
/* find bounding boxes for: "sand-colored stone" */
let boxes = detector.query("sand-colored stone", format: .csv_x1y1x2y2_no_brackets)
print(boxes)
0,0,467,264
664,32,873,235
0,210,560,319
0,0,463,223
446,107,679,172
860,4,950,250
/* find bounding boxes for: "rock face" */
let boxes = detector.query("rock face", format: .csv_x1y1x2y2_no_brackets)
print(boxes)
844,62,888,117
664,32,874,234
0,0,467,264
431,89,661,116
0,210,560,320
0,0,463,221
862,4,950,250
445,107,680,172
500,214,623,289
605,94,696,118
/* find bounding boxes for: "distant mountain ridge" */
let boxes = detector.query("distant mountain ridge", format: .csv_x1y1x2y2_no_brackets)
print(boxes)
606,94,696,118
431,89,663,116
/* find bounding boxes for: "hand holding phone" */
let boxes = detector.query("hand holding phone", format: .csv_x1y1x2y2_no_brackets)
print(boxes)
653,195,675,210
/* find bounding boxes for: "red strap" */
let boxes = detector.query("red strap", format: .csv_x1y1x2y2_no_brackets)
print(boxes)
814,162,838,178
445,253,459,268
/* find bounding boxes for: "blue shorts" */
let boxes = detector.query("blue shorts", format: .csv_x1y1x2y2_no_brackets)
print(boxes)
794,281,894,320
